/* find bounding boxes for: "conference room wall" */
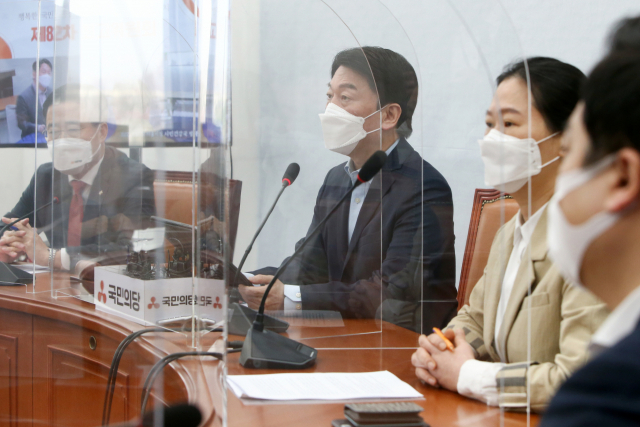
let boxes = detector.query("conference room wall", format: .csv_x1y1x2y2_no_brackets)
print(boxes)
230,0,640,282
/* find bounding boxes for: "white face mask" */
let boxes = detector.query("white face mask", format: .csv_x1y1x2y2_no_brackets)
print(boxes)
319,102,383,156
38,73,52,88
479,129,560,193
48,126,102,175
547,155,619,289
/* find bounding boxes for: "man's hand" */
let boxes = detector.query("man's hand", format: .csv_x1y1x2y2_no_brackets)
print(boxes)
0,218,28,263
238,274,284,311
8,218,50,266
348,279,383,318
418,328,476,392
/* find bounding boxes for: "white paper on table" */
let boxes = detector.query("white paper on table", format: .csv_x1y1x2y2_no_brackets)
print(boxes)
226,371,423,401
12,263,50,274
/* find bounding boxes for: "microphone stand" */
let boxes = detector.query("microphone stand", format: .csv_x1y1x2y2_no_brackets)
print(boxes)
239,151,386,369
228,174,298,336
232,182,288,287
239,182,360,369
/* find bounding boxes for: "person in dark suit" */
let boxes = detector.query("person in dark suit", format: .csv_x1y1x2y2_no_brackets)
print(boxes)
0,85,155,271
16,59,53,139
239,47,458,332
540,52,640,426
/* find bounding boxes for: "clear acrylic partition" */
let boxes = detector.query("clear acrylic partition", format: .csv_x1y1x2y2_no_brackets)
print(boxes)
413,0,538,422
225,1,387,352
223,0,540,426
0,0,228,425
0,0,555,425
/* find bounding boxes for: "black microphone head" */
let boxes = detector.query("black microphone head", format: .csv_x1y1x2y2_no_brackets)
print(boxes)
53,196,60,204
357,151,387,183
282,163,300,186
142,403,202,427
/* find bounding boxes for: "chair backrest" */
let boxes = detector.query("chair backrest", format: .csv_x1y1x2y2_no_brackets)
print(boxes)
153,170,242,259
5,104,21,143
458,189,519,310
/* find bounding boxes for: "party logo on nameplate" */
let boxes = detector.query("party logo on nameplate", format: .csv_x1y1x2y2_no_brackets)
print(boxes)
94,265,224,326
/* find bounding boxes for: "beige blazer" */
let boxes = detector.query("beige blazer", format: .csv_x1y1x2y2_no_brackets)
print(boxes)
448,207,609,412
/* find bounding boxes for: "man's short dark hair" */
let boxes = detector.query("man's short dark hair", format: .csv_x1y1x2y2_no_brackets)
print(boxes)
608,16,640,53
497,57,586,134
582,52,640,166
42,85,74,119
32,58,52,72
43,84,105,124
331,46,418,138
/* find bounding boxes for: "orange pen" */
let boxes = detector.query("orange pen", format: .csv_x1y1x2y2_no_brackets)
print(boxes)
432,327,455,352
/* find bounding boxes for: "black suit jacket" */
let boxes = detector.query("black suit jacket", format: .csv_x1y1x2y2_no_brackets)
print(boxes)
16,85,51,138
540,317,640,427
258,138,458,332
4,146,156,268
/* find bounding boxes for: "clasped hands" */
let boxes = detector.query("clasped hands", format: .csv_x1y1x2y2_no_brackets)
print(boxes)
0,217,50,266
411,327,476,392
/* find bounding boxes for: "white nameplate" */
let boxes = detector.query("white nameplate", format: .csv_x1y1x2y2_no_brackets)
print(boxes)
94,265,224,326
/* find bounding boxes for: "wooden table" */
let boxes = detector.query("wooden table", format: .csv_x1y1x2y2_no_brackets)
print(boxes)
223,319,540,427
0,273,539,426
0,272,217,426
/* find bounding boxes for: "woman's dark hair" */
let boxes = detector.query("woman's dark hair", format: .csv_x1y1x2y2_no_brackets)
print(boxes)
496,57,586,133
331,46,418,138
608,16,640,53
582,52,640,166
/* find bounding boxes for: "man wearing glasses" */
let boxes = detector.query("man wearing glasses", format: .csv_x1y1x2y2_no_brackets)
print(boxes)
0,85,156,272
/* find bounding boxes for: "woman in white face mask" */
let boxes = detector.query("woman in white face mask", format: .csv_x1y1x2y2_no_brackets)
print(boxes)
412,57,609,412
541,51,640,427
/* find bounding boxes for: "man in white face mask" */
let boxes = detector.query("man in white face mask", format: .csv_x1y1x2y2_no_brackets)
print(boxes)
0,85,156,272
541,49,640,427
16,58,53,139
239,47,458,333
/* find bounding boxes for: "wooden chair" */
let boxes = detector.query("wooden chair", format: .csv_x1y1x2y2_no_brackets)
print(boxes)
457,189,519,310
153,170,242,259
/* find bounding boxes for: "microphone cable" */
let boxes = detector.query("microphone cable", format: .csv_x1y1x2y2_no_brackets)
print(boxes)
139,350,241,416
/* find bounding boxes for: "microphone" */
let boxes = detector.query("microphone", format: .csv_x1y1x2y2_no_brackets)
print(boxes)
239,151,388,369
281,162,300,187
227,163,300,335
232,162,300,287
0,196,61,234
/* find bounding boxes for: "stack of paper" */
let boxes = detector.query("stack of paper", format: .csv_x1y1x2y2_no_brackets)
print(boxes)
227,370,423,401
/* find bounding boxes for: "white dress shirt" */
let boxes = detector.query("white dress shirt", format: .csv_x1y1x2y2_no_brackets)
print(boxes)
59,156,104,270
34,83,47,108
589,284,640,353
457,204,547,406
283,140,400,309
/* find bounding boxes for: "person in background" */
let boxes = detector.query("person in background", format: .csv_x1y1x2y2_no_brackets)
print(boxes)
16,58,52,139
239,47,458,332
540,51,640,427
411,57,609,411
608,15,640,53
0,85,155,271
